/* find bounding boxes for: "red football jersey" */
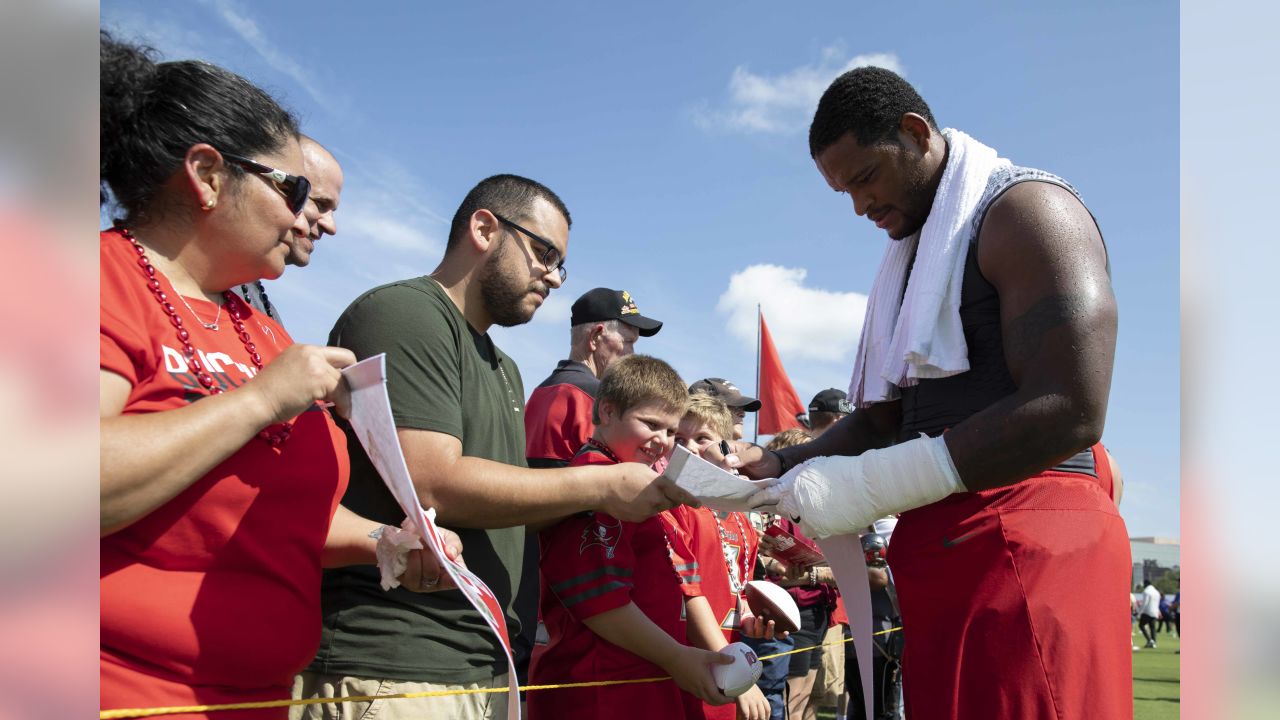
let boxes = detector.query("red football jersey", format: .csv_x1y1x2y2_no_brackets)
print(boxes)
529,448,693,719
663,507,759,720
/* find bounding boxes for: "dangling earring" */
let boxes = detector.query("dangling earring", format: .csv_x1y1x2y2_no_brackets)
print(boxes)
202,198,216,211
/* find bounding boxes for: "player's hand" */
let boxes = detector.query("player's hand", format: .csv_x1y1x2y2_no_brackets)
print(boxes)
245,344,356,424
745,461,806,517
735,684,770,720
598,463,700,522
665,645,734,705
710,441,781,480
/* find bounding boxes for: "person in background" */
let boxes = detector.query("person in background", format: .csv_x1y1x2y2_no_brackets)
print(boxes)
806,388,853,437
525,287,663,468
235,135,344,323
1137,581,1163,649
745,428,812,720
99,32,457,720
690,377,761,441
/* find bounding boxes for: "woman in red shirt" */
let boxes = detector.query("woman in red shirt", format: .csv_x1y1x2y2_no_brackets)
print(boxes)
99,33,457,719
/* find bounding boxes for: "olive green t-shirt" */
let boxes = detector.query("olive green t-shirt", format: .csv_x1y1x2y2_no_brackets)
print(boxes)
310,276,527,683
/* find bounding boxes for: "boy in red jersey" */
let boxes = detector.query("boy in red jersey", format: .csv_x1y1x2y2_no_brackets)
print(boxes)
667,394,771,720
529,355,734,719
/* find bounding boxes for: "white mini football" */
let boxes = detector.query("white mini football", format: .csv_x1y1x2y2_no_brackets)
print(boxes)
744,580,802,634
712,641,764,698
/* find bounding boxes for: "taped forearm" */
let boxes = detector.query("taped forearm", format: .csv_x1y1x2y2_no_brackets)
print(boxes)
778,435,965,538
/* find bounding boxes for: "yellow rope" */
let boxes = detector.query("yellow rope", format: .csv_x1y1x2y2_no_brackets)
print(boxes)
100,627,903,718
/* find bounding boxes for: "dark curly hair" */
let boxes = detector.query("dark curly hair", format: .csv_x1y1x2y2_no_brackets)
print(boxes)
808,66,938,158
447,174,572,252
99,30,300,224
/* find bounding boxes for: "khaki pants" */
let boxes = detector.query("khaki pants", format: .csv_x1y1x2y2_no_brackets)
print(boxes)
812,624,846,709
291,671,510,720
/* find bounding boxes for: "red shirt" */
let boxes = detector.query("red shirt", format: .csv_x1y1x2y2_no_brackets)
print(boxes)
99,230,349,716
663,507,759,642
524,360,598,466
529,448,692,719
664,507,759,720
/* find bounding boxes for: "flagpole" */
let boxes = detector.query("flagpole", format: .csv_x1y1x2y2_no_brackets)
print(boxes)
754,304,761,444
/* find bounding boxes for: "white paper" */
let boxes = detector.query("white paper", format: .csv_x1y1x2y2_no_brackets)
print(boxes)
816,535,873,720
661,445,775,511
342,354,521,719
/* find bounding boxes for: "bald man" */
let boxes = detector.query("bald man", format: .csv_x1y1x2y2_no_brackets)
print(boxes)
236,135,345,321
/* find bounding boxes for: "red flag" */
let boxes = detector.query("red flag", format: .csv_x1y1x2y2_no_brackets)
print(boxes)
756,311,806,436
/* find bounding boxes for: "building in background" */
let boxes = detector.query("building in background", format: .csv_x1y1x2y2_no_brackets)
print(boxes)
1130,536,1179,589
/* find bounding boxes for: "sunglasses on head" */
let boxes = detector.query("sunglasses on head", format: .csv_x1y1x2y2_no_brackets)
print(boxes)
219,151,312,216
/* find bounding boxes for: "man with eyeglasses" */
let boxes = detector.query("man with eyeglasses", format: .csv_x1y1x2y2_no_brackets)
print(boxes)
235,135,344,323
295,174,698,720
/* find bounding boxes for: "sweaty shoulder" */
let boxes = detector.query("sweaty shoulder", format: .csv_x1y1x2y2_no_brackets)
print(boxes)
977,180,1107,284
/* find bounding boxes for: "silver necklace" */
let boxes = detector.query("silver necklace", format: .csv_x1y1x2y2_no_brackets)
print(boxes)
711,510,751,596
496,359,521,414
175,291,223,330
131,230,223,330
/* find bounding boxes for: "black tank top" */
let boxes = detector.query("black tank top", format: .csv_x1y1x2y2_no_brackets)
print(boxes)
896,165,1102,476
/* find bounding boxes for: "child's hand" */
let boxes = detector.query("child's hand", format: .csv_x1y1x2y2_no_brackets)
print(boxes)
664,645,734,705
735,684,770,720
739,613,789,641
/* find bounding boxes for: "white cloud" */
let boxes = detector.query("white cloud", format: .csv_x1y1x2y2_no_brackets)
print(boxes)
337,205,442,255
695,46,903,134
197,0,335,109
716,264,867,363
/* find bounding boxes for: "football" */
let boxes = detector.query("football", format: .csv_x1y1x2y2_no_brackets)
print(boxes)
744,580,801,634
712,641,764,697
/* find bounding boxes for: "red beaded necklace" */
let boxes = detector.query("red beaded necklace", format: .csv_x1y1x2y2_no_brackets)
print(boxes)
119,226,293,446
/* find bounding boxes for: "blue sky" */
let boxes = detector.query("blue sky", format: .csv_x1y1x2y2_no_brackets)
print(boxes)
101,0,1179,538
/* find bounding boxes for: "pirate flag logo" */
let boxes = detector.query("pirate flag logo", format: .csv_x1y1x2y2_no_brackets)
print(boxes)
580,513,623,559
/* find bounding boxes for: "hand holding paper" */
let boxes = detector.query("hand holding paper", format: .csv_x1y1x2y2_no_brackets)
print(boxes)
660,445,775,512
375,518,465,593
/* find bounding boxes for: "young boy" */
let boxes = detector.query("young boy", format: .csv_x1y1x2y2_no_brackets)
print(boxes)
529,355,733,719
667,393,771,720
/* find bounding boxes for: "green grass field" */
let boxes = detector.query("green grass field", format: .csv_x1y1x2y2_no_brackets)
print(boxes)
1133,631,1180,720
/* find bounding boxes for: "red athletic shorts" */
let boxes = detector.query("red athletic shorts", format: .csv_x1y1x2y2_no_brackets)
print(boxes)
887,444,1133,719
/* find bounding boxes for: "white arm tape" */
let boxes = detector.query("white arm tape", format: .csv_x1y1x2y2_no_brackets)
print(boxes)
779,434,964,539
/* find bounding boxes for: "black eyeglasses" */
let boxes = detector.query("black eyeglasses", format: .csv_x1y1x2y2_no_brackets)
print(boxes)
220,151,312,216
492,212,567,282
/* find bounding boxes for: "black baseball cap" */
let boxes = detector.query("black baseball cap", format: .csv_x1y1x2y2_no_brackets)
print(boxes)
809,388,853,414
689,378,762,412
570,287,663,337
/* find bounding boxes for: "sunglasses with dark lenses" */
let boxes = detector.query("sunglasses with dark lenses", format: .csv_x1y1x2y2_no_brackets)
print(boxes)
492,212,567,282
220,151,312,216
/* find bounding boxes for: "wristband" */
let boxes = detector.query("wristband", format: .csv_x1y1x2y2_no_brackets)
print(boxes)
770,448,796,476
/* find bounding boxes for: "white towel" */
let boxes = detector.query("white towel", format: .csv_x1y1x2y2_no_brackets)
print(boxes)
849,129,1009,407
